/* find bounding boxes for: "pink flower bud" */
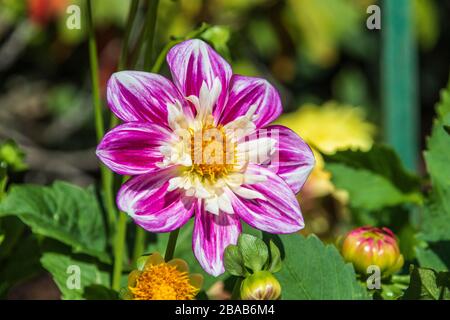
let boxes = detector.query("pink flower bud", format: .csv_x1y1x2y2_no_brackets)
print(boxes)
340,226,404,278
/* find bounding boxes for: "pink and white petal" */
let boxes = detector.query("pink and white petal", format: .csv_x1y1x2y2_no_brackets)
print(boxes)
192,202,241,276
264,125,315,193
216,75,282,128
96,122,173,175
117,167,195,233
107,71,193,126
167,39,232,111
236,134,277,166
231,165,304,234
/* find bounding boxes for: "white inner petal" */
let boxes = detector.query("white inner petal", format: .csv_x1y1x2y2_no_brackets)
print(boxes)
159,77,272,215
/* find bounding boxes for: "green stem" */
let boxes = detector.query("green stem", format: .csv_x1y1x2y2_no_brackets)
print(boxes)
164,228,180,261
231,277,242,300
127,0,158,263
86,0,117,231
151,39,182,73
129,20,147,68
132,226,146,264
109,0,139,130
150,23,209,73
118,0,139,71
391,274,410,284
86,0,104,141
112,211,128,290
128,0,161,262
0,174,8,200
142,0,159,71
102,171,117,233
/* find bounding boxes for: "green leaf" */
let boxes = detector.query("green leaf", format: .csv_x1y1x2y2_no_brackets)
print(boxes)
418,83,450,255
277,234,370,300
402,266,450,300
326,164,421,211
238,234,269,272
41,252,110,300
326,144,421,192
444,125,450,135
83,284,119,300
416,241,450,272
0,235,41,298
420,191,450,243
325,144,422,211
268,240,282,273
0,181,109,262
0,217,25,261
416,83,450,271
223,244,246,277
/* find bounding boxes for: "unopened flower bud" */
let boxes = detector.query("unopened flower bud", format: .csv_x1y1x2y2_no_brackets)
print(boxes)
240,271,281,300
340,226,404,278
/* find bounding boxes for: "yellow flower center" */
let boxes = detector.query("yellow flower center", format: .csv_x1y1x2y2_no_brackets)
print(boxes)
189,124,236,183
129,263,198,300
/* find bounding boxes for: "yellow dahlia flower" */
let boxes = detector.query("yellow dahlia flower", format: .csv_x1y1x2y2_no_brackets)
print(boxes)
123,252,203,300
277,102,376,197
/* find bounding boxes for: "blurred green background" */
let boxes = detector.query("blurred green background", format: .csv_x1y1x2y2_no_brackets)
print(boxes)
0,0,449,298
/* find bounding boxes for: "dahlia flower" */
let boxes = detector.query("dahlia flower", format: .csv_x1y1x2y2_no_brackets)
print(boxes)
96,39,314,276
124,252,203,300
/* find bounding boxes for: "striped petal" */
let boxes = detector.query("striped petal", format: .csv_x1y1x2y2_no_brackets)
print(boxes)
167,39,232,112
263,125,315,193
192,202,241,276
96,122,173,175
215,75,282,128
231,165,304,234
117,167,195,233
107,71,192,127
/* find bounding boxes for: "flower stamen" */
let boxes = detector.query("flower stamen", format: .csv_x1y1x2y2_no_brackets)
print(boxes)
129,263,199,300
189,124,236,183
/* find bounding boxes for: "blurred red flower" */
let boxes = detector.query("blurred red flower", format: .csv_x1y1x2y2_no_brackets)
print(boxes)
28,0,68,26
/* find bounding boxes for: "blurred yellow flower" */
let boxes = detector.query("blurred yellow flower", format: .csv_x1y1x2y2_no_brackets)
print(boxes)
277,102,376,197
285,0,362,67
123,252,203,300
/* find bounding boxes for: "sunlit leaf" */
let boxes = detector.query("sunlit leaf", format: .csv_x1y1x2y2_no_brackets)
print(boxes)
0,181,109,262
41,253,110,300
277,234,370,300
325,144,422,211
402,266,450,300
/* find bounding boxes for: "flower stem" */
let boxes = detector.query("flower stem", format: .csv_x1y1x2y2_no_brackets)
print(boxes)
391,274,410,284
86,0,104,140
151,39,181,73
231,277,242,300
86,0,117,231
164,228,180,261
150,23,209,73
132,226,146,264
142,0,159,71
118,0,139,71
129,21,147,68
129,0,160,262
109,0,139,129
112,211,128,290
